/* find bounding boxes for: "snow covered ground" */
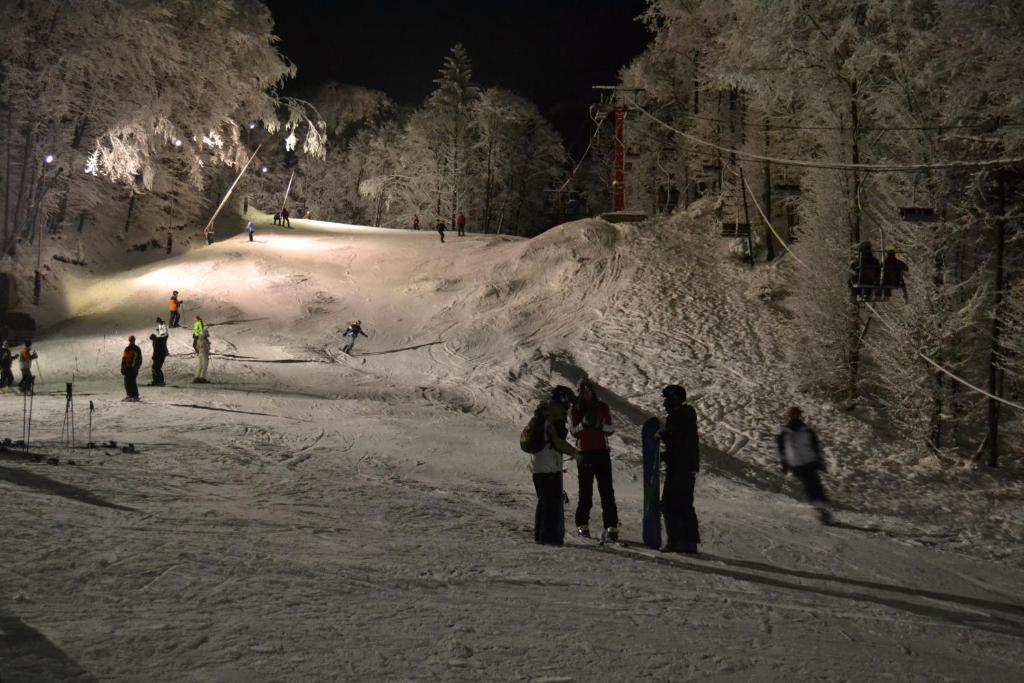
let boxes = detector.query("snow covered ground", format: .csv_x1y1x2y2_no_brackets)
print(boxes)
3,212,1024,681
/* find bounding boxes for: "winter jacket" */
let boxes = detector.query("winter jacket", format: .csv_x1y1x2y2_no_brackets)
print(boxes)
150,334,169,360
530,401,578,474
169,297,180,312
456,213,466,227
196,330,211,355
193,319,204,337
345,324,367,339
776,419,823,470
246,220,255,233
882,255,908,288
570,399,614,452
662,404,700,474
0,347,12,369
18,346,36,371
121,344,142,373
155,322,169,339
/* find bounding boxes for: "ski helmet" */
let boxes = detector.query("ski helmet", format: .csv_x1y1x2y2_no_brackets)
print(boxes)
551,385,576,406
662,384,686,407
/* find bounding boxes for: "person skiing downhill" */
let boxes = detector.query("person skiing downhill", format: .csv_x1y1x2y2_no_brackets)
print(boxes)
528,386,579,546
149,318,169,386
121,335,143,401
168,291,182,328
18,341,37,394
0,340,14,389
342,321,368,354
658,384,701,554
193,328,211,383
569,379,619,541
776,406,831,524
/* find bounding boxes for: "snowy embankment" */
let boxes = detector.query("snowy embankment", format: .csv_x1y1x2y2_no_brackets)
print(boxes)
2,212,1024,681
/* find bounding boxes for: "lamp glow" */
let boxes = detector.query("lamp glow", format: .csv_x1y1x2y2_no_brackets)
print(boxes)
44,154,54,164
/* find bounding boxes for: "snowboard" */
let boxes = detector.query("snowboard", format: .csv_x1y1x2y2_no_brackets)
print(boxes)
641,417,662,549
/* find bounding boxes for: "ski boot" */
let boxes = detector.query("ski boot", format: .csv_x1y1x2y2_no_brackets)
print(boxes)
602,527,621,545
576,525,591,539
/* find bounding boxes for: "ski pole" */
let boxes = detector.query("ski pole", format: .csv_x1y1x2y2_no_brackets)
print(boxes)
26,386,34,447
34,360,44,384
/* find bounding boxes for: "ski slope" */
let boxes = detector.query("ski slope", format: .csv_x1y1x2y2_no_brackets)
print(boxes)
2,211,1024,681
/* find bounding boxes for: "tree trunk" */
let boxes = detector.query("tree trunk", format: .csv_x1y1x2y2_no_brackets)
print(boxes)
986,179,1008,467
846,85,863,400
763,121,774,261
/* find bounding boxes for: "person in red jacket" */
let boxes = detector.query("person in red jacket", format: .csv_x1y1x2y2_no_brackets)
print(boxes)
456,211,466,236
569,379,619,541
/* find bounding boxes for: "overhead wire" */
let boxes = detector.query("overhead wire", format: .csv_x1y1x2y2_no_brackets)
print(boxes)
631,102,1024,173
678,110,1024,133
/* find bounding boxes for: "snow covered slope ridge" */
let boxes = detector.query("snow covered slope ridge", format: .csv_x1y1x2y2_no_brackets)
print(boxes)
31,211,1024,558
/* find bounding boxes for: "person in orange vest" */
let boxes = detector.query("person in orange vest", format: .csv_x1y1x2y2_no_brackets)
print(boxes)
456,211,466,236
121,335,143,401
168,291,182,327
18,340,37,394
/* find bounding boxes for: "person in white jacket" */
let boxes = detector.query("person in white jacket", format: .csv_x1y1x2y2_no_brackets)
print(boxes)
193,329,211,384
527,386,579,546
776,406,830,523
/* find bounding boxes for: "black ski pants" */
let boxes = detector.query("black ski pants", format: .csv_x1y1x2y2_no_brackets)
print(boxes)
152,352,167,385
169,311,180,327
123,370,139,399
662,470,700,548
533,472,564,546
0,365,13,388
791,463,827,505
574,450,619,530
18,369,33,394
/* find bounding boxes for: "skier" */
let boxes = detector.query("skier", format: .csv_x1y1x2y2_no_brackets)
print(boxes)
281,206,291,227
528,386,579,546
193,328,211,384
192,315,204,351
658,384,701,554
569,380,619,541
0,340,14,389
436,220,446,243
246,219,256,242
273,211,281,226
881,250,909,301
18,340,37,394
456,211,466,236
149,317,169,386
121,335,143,401
776,406,831,524
412,214,420,230
168,291,182,328
342,320,368,354
166,233,173,255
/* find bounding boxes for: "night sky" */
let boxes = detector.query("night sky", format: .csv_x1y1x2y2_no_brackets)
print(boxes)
263,0,651,153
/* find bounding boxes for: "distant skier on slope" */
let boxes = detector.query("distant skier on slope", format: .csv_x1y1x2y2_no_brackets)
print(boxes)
121,335,143,401
525,386,579,546
569,380,619,541
168,291,182,328
192,315,204,351
149,318,169,386
342,321,368,354
18,340,37,394
658,384,701,554
456,211,466,236
193,328,211,384
776,406,831,524
0,340,14,389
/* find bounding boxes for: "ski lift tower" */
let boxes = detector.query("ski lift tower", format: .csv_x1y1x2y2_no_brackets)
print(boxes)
593,86,644,213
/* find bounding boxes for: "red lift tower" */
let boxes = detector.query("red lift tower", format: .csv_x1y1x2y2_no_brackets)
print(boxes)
593,86,644,213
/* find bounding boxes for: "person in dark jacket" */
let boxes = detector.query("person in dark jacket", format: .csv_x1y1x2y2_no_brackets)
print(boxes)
456,211,466,236
149,318,169,386
527,386,579,546
436,220,446,243
0,340,14,389
569,379,619,540
776,406,831,524
880,250,909,301
659,384,700,553
121,335,143,401
342,321,369,354
18,341,37,394
281,206,291,228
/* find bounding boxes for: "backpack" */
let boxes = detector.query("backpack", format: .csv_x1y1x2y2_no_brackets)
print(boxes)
520,410,548,454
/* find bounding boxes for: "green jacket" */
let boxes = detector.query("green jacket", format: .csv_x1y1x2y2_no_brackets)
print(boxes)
193,319,204,336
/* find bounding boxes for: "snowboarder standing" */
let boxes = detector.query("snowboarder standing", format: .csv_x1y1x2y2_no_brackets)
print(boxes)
776,406,831,524
0,340,14,389
569,380,619,541
281,206,291,228
456,211,466,236
659,384,701,554
342,320,368,354
18,341,37,394
436,220,446,243
192,315,204,351
121,335,143,401
246,219,256,242
193,328,211,384
528,386,579,546
149,318,169,386
168,291,182,328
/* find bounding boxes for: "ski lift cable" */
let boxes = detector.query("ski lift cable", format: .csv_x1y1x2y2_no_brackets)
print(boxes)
729,163,1024,413
678,110,1024,133
631,103,1024,173
556,108,606,194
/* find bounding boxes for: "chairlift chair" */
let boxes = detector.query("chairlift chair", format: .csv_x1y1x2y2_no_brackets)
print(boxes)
898,206,937,223
722,221,751,238
775,183,801,198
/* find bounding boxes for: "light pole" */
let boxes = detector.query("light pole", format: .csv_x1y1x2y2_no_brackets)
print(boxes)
33,154,56,303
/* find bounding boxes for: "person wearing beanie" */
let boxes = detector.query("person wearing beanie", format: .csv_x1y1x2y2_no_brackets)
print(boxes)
121,335,143,401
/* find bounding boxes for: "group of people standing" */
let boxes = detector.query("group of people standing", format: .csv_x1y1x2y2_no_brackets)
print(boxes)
524,381,830,552
0,339,37,394
420,211,467,243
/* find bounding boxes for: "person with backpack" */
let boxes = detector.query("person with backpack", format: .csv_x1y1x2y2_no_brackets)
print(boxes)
342,321,368,354
193,328,211,384
18,341,37,394
659,384,701,554
168,291,182,328
192,315,204,351
776,406,831,524
121,335,143,401
149,318,169,386
569,380,619,541
456,211,466,237
0,340,14,389
521,386,579,546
